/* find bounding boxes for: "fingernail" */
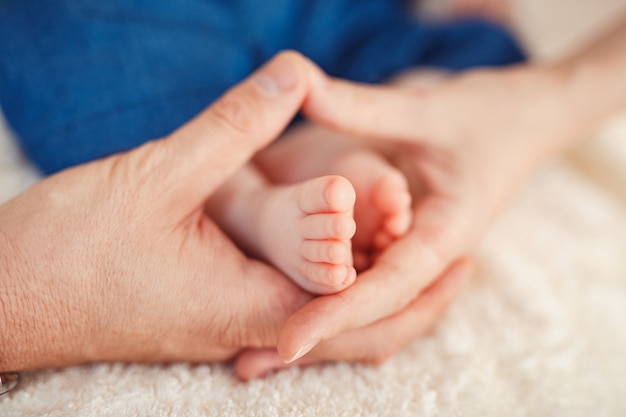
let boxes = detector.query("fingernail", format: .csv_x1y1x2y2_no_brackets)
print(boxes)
255,54,299,97
284,339,320,364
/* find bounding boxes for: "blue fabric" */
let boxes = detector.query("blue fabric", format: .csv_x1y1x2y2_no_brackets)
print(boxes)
0,0,525,174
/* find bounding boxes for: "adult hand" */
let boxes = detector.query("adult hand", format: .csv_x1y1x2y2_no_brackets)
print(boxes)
236,64,573,379
0,52,317,371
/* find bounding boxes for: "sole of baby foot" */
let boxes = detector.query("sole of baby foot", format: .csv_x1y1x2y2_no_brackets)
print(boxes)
257,175,358,295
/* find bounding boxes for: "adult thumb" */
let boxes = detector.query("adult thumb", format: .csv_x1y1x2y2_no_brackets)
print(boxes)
150,51,320,209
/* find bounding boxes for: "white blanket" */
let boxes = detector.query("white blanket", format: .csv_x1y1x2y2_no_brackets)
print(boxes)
1,4,626,413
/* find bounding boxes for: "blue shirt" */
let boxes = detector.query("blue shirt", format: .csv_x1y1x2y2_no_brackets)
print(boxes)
0,0,524,174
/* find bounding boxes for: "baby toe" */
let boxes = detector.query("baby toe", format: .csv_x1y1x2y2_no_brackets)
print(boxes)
297,175,356,214
300,262,355,288
301,240,352,265
300,213,356,240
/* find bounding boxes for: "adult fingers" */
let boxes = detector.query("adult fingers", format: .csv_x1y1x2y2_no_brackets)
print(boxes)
302,76,436,144
307,257,472,363
277,196,470,363
154,51,324,209
236,258,472,380
230,258,313,352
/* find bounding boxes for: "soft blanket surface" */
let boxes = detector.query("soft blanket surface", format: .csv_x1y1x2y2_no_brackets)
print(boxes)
2,2,626,414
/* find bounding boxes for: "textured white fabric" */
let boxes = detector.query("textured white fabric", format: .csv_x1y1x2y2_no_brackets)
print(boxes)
2,4,626,414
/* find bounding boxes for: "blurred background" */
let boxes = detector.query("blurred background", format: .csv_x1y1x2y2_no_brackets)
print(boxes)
419,0,626,60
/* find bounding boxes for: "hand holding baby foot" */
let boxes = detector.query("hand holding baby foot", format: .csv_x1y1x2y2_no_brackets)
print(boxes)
279,65,570,359
236,63,574,378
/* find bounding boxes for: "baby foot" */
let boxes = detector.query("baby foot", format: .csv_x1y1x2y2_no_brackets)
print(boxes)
327,150,413,270
252,124,413,271
252,175,357,294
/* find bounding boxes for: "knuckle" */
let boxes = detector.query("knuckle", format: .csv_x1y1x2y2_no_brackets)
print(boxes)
209,93,256,136
378,259,404,284
107,140,173,205
376,260,418,311
276,50,308,68
280,49,305,62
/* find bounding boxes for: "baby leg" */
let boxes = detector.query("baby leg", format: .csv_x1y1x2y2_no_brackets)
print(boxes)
206,165,357,294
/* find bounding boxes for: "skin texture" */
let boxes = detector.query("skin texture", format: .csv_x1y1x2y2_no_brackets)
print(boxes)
0,52,464,373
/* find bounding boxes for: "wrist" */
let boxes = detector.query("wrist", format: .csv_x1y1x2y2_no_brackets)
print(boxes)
529,63,582,157
0,207,81,372
546,19,626,149
494,63,577,165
